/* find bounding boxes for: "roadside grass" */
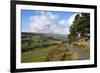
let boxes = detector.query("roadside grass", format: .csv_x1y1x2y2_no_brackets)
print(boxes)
72,43,90,52
64,52,78,60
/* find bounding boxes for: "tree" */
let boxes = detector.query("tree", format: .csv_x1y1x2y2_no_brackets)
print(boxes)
68,13,90,44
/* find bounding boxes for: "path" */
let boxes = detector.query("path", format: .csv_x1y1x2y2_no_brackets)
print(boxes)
65,44,90,60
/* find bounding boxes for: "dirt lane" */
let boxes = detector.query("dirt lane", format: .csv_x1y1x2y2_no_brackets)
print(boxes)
65,44,90,60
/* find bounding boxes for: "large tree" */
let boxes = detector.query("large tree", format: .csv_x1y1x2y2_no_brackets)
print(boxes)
68,13,90,44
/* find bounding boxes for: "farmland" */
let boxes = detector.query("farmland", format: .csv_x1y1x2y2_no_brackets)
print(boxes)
21,32,90,63
21,32,69,63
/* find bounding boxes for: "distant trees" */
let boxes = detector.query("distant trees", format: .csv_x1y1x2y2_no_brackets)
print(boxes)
68,13,90,44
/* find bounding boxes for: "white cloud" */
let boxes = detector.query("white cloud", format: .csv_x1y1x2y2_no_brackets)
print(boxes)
59,20,66,24
67,13,77,25
65,13,77,34
30,11,77,34
30,11,53,33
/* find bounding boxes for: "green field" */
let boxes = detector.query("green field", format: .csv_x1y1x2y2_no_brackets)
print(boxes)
21,32,90,63
21,33,64,63
21,45,57,62
21,32,78,63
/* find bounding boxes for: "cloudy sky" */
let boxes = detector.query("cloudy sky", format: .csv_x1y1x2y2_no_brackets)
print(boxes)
21,10,77,35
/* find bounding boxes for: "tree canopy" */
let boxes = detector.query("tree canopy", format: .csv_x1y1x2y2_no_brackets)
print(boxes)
68,13,90,44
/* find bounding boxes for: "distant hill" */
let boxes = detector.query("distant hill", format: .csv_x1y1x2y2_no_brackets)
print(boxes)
22,32,67,40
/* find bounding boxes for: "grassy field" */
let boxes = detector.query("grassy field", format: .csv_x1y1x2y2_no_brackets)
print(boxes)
21,43,78,63
21,32,66,63
21,45,57,63
21,32,89,63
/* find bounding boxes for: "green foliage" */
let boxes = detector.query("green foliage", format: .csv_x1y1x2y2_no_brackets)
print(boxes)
68,13,90,44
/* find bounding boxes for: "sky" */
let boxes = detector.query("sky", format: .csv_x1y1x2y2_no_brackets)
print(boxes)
21,10,77,35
